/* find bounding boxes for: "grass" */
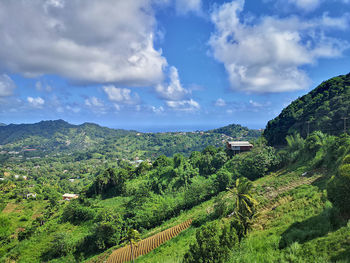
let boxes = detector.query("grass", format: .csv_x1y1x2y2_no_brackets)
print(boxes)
137,226,196,263
2,163,349,263
128,167,349,263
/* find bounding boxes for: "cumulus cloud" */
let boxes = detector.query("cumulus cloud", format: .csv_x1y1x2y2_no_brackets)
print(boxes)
288,0,321,11
209,0,350,93
27,96,45,108
0,75,16,97
85,96,104,107
320,13,350,30
103,85,140,105
155,66,189,100
215,98,226,107
175,0,201,14
0,0,167,86
151,105,165,114
166,99,200,111
66,104,81,113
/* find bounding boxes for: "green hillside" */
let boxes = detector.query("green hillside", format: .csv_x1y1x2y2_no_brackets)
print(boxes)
0,120,260,160
1,131,349,263
264,73,350,145
210,123,262,140
1,74,350,263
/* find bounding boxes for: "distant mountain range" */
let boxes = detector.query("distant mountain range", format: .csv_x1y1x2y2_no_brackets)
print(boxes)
0,120,261,160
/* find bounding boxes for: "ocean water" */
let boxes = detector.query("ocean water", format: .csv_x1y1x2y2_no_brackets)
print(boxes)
110,124,222,133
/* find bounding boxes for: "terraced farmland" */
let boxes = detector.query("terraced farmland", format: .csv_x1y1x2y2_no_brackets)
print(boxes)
107,219,192,263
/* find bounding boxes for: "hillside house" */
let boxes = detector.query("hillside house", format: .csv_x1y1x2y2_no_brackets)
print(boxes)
226,141,253,155
26,193,37,199
62,193,79,201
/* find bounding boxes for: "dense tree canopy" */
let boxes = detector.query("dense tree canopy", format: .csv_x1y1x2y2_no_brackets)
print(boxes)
264,73,350,145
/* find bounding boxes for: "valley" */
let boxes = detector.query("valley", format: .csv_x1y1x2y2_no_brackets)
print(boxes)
1,73,350,263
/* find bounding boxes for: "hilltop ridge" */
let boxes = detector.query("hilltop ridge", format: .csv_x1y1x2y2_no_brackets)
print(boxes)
264,73,350,145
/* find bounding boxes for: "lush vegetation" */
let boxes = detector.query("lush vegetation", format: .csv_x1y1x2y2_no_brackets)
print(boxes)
264,73,350,145
0,120,260,161
1,73,350,262
210,123,262,140
2,128,349,262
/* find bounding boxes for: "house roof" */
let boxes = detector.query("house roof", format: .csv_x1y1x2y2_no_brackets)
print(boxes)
227,141,253,147
62,193,78,198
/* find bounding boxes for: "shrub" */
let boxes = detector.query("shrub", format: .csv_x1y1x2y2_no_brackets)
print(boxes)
0,216,11,242
215,169,232,192
44,232,75,259
327,155,350,216
183,221,237,263
61,201,95,225
238,146,279,180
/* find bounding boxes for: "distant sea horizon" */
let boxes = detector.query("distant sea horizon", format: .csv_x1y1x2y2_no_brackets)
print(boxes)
0,120,264,133
109,124,220,133
109,123,264,133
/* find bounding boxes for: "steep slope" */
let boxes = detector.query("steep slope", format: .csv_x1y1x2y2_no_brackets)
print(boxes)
264,73,350,145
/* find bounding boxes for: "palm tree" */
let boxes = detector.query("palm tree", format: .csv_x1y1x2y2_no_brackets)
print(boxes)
122,228,141,263
228,177,257,238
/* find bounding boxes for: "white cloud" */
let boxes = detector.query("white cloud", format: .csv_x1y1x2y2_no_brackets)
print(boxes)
249,99,271,108
249,100,263,107
0,74,16,97
66,105,80,113
155,66,189,100
0,0,167,86
215,98,226,107
175,0,201,15
85,96,104,107
103,85,140,104
320,13,350,30
27,96,45,108
288,0,321,11
166,99,200,111
151,105,164,114
84,96,106,114
209,0,350,93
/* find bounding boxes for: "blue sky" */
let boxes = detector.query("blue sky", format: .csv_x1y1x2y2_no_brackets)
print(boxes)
0,0,349,131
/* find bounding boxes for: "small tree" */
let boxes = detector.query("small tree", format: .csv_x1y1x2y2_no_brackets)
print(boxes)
183,221,237,263
122,229,141,263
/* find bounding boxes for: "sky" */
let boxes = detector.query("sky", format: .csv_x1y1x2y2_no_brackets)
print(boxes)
0,0,349,131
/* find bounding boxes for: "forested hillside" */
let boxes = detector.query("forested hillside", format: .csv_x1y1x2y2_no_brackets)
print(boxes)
1,131,350,262
264,73,350,145
210,124,262,139
0,120,260,160
1,74,350,263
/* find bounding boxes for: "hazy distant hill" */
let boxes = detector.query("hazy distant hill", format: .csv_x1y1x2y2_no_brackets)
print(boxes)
0,120,261,159
264,73,350,145
210,123,262,140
